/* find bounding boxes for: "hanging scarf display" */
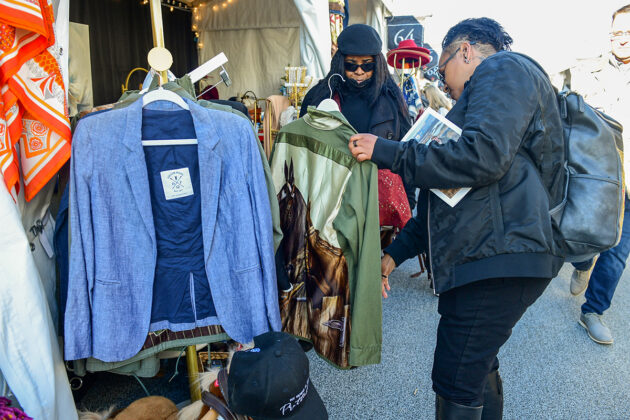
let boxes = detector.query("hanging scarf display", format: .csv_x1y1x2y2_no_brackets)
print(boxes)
329,0,345,51
0,0,70,201
402,74,422,120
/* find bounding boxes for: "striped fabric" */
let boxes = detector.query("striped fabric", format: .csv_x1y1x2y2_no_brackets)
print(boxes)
0,0,70,201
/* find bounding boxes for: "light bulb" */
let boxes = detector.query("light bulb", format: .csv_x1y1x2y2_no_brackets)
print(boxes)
222,2,227,8
170,6,174,11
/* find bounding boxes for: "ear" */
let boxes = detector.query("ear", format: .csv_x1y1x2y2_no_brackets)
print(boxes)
461,41,473,62
289,159,294,183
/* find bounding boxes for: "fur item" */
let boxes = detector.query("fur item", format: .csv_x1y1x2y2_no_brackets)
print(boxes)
79,397,177,420
176,400,205,420
78,407,116,420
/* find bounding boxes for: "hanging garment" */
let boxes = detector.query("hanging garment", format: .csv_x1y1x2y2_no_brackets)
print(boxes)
377,169,411,230
142,108,218,331
72,76,283,252
402,75,422,121
329,0,346,51
65,98,280,362
271,107,381,368
0,180,77,420
0,0,71,201
17,176,59,330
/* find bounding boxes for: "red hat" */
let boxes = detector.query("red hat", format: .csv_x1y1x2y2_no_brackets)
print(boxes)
387,39,431,69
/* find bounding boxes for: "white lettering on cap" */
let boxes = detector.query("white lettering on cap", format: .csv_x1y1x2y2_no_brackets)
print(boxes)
279,378,309,415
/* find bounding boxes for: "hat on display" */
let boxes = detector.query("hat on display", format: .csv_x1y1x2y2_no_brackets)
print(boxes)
337,24,382,56
386,39,431,69
223,331,328,420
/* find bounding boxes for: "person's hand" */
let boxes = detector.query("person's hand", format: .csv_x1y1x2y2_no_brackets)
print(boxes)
381,253,396,298
349,133,378,162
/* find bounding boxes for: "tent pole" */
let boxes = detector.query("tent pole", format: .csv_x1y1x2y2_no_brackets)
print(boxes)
148,0,202,404
149,0,168,84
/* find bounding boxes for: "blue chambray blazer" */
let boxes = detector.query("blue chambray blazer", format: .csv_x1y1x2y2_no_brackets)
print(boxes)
64,98,281,362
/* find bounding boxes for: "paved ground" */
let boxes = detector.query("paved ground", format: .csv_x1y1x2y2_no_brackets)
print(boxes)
308,260,630,419
77,259,630,419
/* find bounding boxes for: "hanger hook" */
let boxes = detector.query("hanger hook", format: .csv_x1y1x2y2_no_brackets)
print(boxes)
328,73,345,99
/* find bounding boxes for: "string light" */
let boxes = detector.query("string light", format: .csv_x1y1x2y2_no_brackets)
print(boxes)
222,2,227,8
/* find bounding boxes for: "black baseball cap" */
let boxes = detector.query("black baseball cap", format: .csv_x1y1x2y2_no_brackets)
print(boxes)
223,331,328,420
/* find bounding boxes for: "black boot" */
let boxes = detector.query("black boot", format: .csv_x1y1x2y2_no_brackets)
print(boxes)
481,370,503,420
436,394,483,420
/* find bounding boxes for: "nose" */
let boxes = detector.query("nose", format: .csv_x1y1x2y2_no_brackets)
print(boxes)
354,67,365,75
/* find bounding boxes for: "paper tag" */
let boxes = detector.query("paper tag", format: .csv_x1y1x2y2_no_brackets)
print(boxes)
160,167,194,200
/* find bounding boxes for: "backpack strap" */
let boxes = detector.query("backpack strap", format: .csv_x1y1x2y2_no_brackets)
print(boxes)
510,52,560,204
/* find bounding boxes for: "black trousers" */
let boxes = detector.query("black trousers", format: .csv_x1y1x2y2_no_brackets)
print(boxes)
431,276,551,406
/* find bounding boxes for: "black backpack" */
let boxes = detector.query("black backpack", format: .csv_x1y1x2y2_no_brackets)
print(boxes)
515,52,625,262
550,90,625,262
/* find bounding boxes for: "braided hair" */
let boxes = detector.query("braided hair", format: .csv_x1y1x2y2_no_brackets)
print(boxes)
442,17,513,54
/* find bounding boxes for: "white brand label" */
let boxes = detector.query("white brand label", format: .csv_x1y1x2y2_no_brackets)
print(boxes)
160,167,194,200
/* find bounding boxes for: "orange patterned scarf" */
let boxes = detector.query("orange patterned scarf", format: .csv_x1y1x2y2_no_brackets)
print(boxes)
0,0,70,201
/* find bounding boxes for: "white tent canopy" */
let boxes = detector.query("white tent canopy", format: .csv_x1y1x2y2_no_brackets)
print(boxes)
196,0,392,99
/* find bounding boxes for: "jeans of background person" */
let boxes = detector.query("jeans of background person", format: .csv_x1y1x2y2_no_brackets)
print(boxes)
432,277,551,406
572,197,630,315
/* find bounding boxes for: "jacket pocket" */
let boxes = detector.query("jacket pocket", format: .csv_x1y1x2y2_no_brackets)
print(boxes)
234,264,260,275
489,183,505,250
95,277,120,285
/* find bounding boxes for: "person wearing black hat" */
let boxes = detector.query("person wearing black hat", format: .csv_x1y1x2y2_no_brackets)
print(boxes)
300,24,416,210
220,331,328,419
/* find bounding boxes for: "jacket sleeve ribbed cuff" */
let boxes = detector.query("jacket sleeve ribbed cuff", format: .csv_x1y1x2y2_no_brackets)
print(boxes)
384,239,414,267
372,137,401,170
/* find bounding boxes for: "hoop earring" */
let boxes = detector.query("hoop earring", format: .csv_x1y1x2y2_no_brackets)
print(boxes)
464,56,470,64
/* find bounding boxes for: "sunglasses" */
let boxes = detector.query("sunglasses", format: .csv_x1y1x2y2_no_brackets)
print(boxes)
344,61,376,73
438,41,476,86
437,47,460,86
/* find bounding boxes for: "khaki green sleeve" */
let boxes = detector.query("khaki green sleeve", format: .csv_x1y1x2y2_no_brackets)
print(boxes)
334,161,382,366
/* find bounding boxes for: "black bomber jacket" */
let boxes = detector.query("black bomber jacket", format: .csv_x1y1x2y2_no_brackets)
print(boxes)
373,51,567,294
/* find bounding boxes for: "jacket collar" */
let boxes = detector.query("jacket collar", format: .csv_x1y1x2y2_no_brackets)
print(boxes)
368,91,396,127
122,97,223,257
122,98,220,152
304,106,356,133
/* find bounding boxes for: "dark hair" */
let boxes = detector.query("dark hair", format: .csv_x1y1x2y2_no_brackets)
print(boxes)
442,17,513,53
309,51,408,117
613,4,630,20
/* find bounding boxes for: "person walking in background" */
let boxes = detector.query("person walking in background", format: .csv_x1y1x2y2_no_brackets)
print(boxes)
566,4,630,345
349,18,566,419
423,83,452,116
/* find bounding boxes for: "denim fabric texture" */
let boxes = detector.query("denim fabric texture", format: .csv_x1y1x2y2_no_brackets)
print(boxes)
65,98,280,362
581,196,630,314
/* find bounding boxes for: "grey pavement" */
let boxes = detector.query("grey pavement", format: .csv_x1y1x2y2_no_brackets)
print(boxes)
308,260,630,419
